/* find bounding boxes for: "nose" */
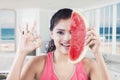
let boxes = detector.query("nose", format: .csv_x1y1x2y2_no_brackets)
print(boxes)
63,32,71,42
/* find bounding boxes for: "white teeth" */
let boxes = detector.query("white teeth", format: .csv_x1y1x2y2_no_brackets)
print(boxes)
62,43,70,47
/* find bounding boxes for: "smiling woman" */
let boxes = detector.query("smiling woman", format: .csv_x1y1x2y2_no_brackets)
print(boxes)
7,8,111,80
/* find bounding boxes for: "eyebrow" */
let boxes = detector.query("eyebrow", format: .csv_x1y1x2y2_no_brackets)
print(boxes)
56,29,65,31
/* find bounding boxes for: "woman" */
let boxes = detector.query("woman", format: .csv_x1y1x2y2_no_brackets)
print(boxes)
7,8,111,80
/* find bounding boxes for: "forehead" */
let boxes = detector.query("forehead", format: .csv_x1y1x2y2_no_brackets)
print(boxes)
54,19,71,30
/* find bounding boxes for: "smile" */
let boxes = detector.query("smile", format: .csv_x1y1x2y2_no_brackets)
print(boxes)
61,43,70,47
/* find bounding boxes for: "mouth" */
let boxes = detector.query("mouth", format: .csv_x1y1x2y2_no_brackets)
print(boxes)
61,43,70,48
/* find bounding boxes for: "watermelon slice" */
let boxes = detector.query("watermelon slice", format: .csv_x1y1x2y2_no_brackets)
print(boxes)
69,11,89,63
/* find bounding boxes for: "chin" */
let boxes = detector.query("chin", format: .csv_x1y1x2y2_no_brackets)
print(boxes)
61,49,69,55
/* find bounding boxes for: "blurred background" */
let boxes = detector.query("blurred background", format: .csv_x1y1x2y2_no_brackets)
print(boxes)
0,0,120,80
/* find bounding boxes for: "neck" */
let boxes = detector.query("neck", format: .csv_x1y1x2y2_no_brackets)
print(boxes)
53,50,69,64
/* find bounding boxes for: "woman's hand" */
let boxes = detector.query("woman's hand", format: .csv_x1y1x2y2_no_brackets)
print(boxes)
85,27,101,54
85,27,112,80
17,23,42,55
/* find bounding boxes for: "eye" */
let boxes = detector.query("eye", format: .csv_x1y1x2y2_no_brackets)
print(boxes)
57,31,64,35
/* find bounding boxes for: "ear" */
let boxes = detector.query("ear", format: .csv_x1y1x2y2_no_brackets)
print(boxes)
50,31,54,39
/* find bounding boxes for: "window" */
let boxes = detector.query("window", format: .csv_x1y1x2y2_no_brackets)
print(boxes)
116,3,120,54
84,4,120,54
0,9,16,52
99,6,113,42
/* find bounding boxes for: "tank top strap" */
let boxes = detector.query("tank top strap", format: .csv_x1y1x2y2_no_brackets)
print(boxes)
40,52,58,80
71,61,88,80
40,52,88,80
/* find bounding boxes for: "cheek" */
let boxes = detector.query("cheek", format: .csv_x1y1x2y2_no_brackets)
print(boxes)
53,32,62,41
53,36,62,46
54,37,61,43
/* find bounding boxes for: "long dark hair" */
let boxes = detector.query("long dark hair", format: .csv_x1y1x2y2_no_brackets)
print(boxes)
46,8,73,53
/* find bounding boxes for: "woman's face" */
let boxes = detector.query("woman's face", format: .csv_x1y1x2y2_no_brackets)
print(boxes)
51,18,71,54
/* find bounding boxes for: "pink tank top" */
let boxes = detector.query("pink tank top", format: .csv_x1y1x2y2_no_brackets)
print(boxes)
40,52,88,80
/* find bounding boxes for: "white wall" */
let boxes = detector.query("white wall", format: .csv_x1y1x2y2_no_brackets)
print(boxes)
38,10,55,53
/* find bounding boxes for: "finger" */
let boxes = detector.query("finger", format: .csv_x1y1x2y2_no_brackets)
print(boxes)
86,30,94,41
24,23,29,34
86,29,97,38
87,27,97,36
30,22,36,34
35,41,42,48
34,36,42,48
87,27,95,31
87,27,92,31
87,40,96,47
85,35,97,45
30,34,40,42
87,27,100,36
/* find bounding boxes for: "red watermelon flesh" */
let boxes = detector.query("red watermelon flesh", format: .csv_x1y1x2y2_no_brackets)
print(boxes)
69,11,87,63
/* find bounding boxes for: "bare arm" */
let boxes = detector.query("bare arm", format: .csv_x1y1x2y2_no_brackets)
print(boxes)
20,55,46,80
6,24,42,80
86,27,112,80
94,52,112,80
7,52,26,80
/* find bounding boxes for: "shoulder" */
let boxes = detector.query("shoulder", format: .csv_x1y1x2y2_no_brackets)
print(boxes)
28,54,47,71
82,57,98,76
30,54,47,64
21,53,47,79
23,53,47,74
